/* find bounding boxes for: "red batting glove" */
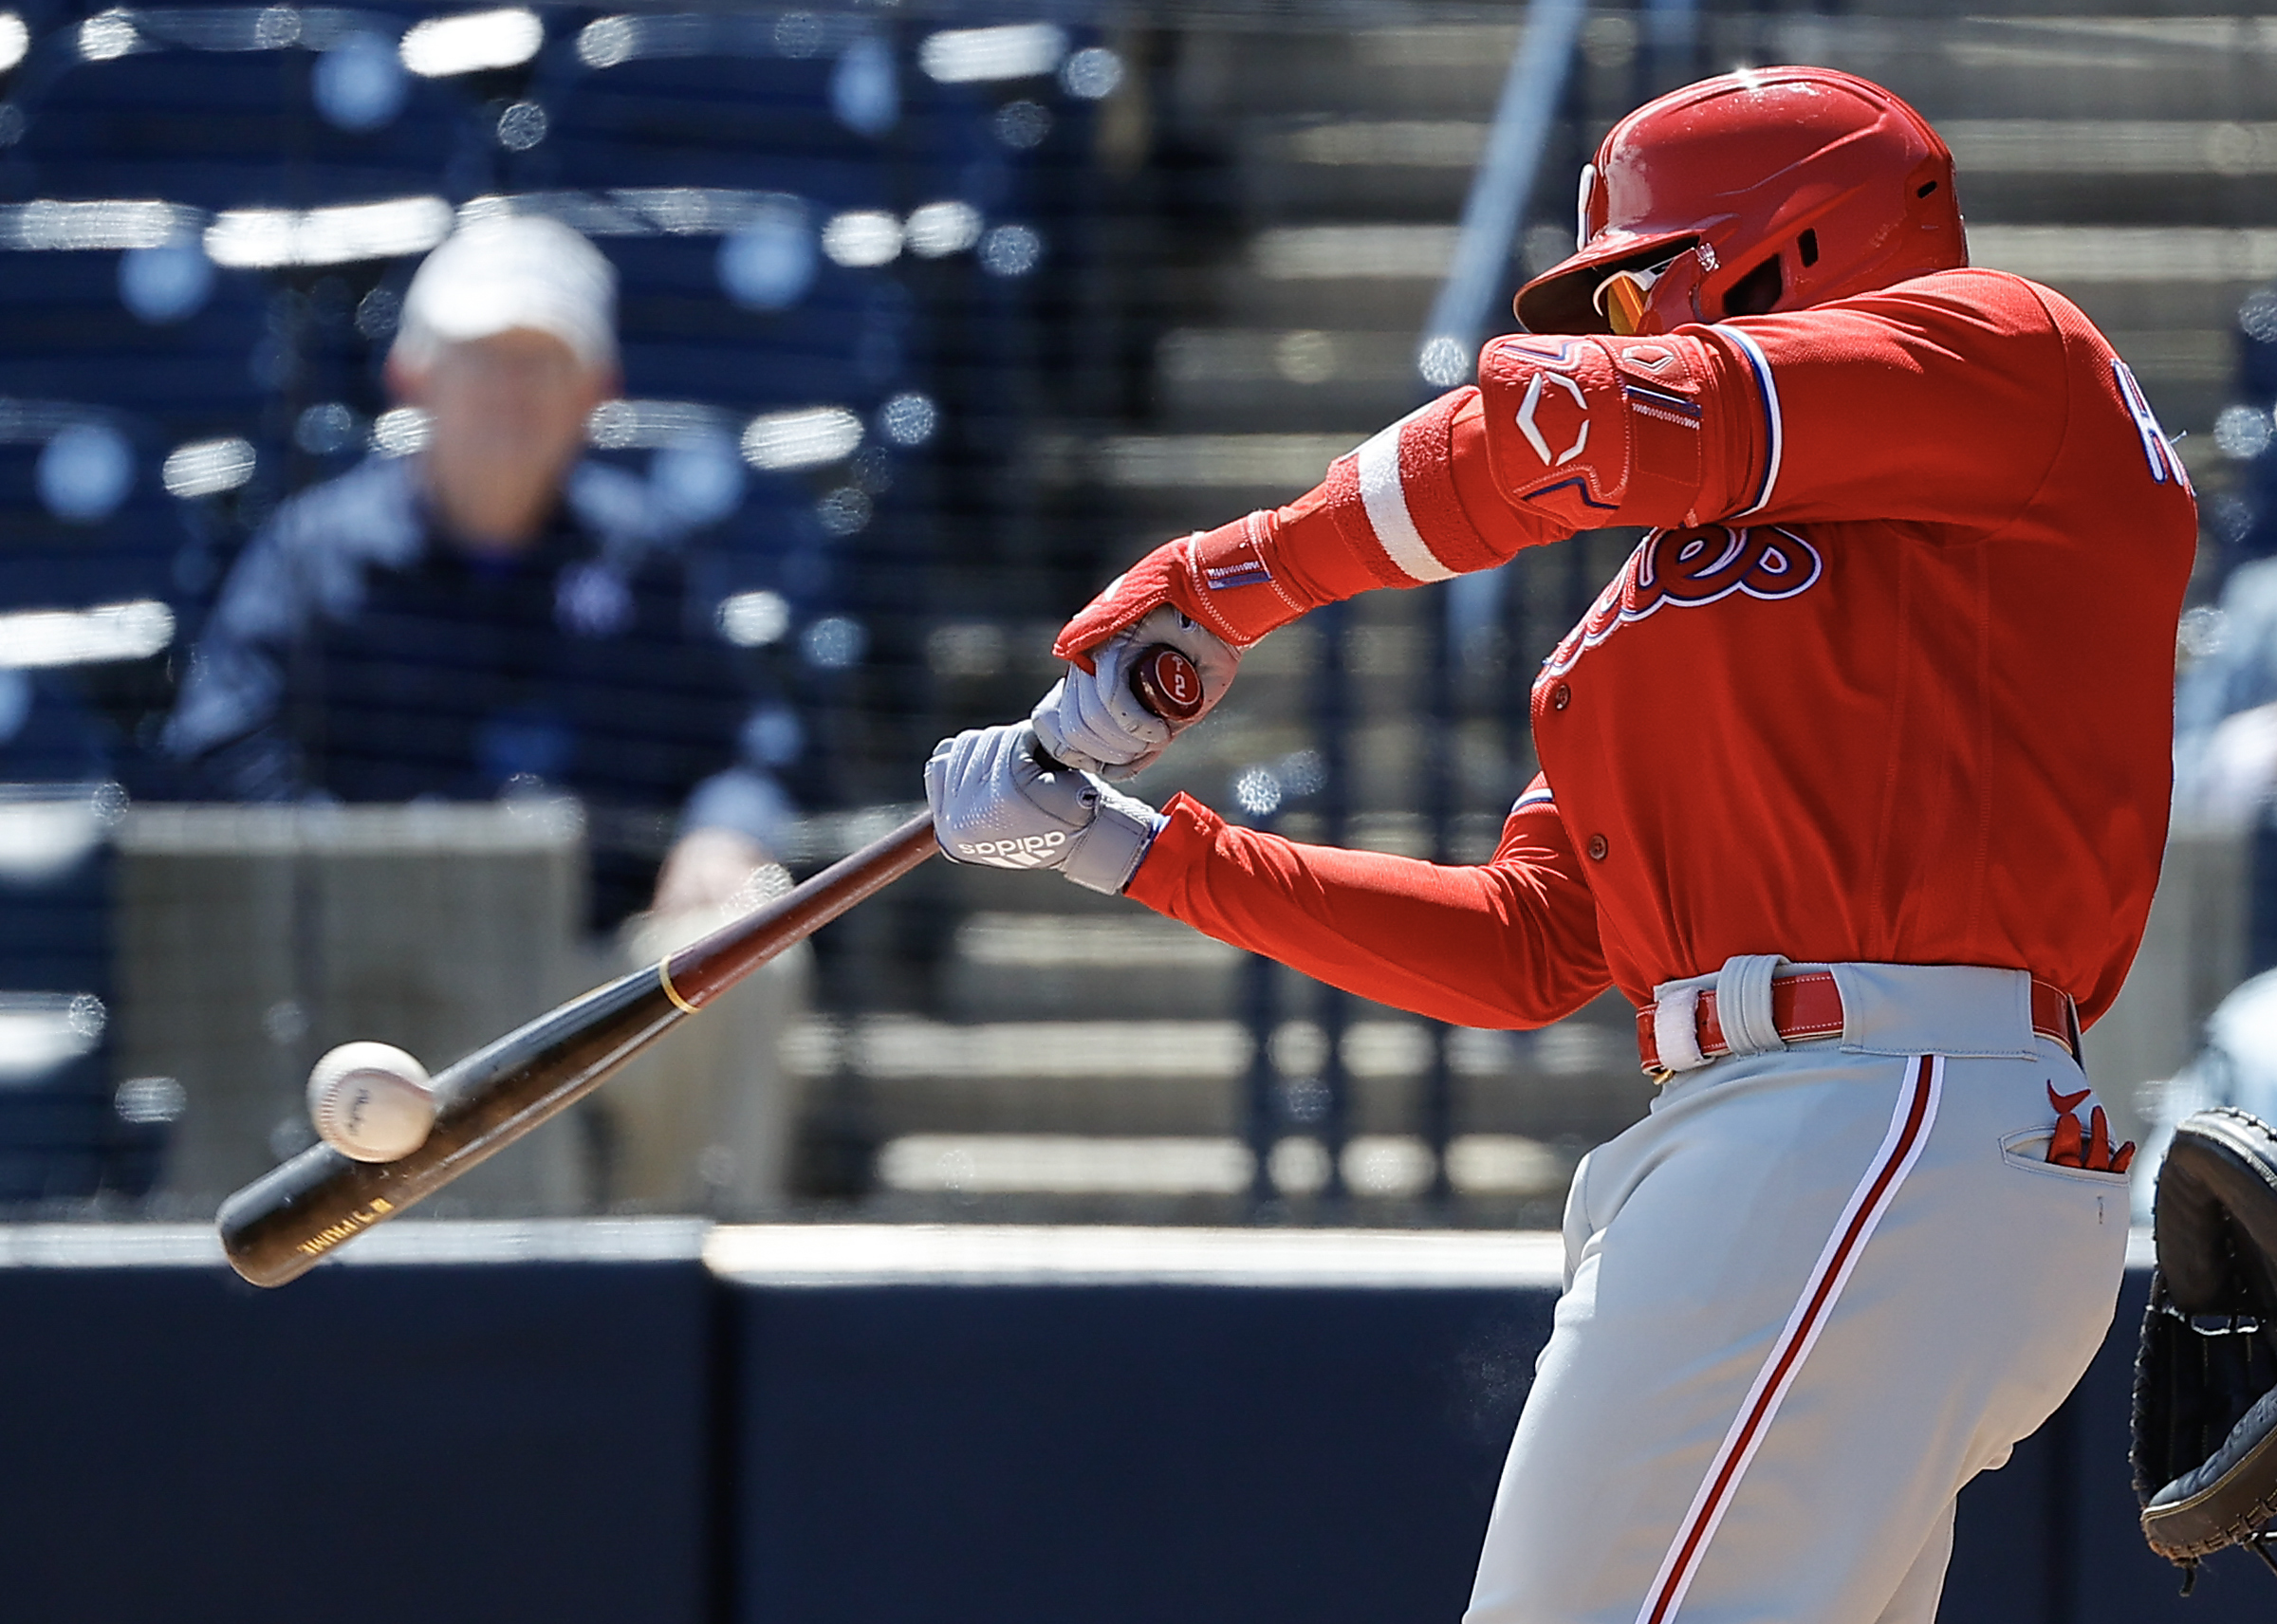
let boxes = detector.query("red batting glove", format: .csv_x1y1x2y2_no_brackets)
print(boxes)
2084,1105,2136,1173
2042,1081,2135,1172
1052,514,1311,670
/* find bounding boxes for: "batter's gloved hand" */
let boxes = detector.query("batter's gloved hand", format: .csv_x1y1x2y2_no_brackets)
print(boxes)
925,723,1166,895
1031,606,1239,780
1050,513,1313,668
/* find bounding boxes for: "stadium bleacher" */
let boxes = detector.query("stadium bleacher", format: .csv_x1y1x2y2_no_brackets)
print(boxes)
0,4,1120,1208
3,7,471,208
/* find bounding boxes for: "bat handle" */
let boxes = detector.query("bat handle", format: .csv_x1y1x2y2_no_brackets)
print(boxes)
1033,641,1204,772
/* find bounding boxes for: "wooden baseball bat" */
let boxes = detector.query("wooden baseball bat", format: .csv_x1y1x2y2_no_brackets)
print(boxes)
216,643,1205,1286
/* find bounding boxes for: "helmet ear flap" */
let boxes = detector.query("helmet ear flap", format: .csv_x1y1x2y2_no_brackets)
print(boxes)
1904,154,1952,208
1900,153,1966,267
1720,255,1786,319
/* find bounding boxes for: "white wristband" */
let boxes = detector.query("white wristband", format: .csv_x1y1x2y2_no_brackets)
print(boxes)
1062,788,1167,895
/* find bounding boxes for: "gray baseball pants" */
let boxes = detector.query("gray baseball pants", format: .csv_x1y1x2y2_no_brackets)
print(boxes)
1466,963,2130,1624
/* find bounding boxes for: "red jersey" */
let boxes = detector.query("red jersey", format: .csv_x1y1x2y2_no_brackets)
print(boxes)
1118,269,2195,1028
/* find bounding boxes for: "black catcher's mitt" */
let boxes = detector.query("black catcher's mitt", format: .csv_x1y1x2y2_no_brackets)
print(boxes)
2134,1107,2277,1588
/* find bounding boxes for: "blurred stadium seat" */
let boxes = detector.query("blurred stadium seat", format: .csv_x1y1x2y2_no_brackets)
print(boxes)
0,218,268,434
3,6,470,209
0,782,162,1204
543,11,887,196
0,411,202,627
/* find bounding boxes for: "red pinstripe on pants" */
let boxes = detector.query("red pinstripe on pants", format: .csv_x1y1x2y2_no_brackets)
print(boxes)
1635,1055,1945,1624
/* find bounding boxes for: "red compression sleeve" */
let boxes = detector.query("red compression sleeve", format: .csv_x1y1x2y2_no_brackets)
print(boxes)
1052,390,1569,663
1124,790,1612,1029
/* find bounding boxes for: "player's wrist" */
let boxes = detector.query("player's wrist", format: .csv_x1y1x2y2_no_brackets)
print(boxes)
1060,784,1167,895
1117,793,1220,912
1052,515,1312,668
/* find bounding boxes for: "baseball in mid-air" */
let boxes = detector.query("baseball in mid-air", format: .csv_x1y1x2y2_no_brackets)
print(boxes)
305,1041,435,1162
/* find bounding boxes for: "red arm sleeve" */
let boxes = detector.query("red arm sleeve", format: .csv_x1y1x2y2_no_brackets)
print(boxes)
1053,269,2071,661
1121,780,1612,1029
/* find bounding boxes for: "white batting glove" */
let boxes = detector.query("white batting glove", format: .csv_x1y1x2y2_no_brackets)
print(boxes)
925,723,1166,895
1030,605,1239,781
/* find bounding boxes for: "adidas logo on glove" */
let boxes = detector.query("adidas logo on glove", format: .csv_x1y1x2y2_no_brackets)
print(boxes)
954,831,1069,862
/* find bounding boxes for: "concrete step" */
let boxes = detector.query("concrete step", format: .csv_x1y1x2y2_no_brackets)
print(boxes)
788,1005,1654,1145
1028,429,1359,540
1235,119,2277,228
1216,224,1450,330
943,910,1243,1020
1950,119,2277,210
1168,25,1518,124
1153,326,1423,430
1234,120,1486,219
1837,1,2273,17
872,1129,1579,1204
1175,16,2277,135
1731,15,2277,122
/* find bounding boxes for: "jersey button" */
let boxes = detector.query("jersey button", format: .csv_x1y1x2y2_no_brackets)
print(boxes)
1586,834,1609,861
1551,683,1571,711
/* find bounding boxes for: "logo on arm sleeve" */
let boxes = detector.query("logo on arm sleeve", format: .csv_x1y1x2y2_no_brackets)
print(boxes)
1515,371,1591,468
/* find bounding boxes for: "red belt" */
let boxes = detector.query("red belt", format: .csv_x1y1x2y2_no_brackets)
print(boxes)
1634,969,2079,1075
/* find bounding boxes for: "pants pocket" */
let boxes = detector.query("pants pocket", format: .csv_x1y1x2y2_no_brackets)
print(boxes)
1998,1127,2130,1188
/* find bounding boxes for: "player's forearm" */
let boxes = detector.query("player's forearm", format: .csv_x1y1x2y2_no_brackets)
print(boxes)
1055,390,1573,662
1124,795,1611,1029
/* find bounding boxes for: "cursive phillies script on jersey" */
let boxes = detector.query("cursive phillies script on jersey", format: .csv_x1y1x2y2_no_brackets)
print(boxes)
1541,524,1823,681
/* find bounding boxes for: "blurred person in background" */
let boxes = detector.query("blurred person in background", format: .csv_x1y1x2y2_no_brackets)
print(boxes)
2171,285,2277,828
2129,965,2277,1221
160,215,808,1212
164,215,786,919
2172,544,2277,831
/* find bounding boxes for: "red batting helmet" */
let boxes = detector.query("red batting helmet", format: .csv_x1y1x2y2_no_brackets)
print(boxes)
1514,65,1966,338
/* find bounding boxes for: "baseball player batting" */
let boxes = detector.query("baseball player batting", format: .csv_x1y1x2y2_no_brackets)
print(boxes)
927,66,2192,1624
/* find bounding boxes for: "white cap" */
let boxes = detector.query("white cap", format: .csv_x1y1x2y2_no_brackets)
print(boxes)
394,214,618,373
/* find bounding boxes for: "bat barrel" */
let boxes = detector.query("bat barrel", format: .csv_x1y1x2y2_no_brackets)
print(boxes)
217,810,940,1286
218,968,683,1285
